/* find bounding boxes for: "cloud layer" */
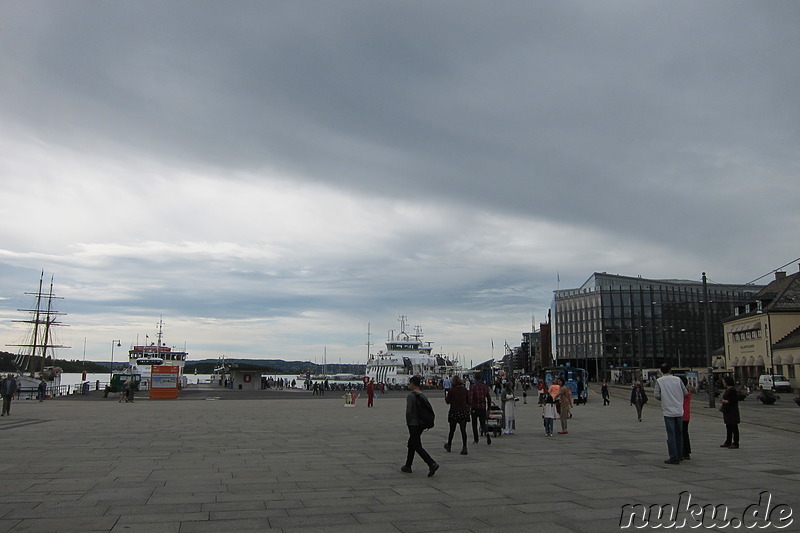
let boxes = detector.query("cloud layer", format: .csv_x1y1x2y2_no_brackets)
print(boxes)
1,2,798,364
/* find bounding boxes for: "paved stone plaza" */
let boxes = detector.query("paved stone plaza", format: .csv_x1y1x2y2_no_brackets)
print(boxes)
0,385,797,532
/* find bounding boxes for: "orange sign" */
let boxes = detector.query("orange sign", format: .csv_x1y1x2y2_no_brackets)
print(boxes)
150,365,180,399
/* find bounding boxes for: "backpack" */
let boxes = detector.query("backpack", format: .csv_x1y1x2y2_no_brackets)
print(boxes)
415,392,435,430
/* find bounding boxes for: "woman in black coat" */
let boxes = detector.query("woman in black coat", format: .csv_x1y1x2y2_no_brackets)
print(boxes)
720,376,740,449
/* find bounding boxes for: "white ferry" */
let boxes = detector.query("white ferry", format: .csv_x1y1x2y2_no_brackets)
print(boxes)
365,316,462,386
127,318,188,387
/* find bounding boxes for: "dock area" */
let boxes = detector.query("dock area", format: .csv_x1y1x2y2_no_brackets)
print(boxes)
0,385,797,532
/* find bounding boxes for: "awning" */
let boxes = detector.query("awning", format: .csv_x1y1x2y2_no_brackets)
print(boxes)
731,321,761,333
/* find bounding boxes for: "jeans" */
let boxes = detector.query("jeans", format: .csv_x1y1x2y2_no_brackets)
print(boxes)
544,417,554,434
1,395,12,415
664,416,684,460
471,409,488,441
405,425,434,468
682,420,691,457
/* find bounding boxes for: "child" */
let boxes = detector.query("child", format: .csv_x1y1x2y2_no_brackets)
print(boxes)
542,394,557,437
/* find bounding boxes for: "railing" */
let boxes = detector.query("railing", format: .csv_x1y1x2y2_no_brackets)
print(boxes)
16,384,73,400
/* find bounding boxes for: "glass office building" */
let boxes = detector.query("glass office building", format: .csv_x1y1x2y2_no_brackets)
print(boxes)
552,273,762,381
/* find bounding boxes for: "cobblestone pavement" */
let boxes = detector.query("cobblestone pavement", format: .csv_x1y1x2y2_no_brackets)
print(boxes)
0,385,797,532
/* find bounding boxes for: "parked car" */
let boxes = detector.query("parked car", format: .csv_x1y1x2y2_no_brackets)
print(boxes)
758,374,792,393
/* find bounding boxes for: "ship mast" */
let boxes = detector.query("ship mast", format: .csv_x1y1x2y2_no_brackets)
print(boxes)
7,272,69,377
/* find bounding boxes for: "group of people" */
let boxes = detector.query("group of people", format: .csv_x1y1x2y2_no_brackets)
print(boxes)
645,363,740,465
401,372,583,476
399,364,744,476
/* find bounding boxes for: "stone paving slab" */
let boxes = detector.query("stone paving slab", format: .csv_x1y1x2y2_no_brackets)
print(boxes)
0,385,798,532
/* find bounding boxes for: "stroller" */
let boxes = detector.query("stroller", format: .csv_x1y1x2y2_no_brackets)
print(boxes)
486,401,504,437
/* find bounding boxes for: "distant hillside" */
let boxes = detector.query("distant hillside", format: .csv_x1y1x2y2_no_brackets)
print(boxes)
0,351,365,376
185,359,365,376
0,351,112,373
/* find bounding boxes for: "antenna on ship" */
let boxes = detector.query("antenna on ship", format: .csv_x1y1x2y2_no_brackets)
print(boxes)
366,323,372,363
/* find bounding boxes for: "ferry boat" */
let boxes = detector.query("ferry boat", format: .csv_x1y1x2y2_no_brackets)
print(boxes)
365,316,462,386
6,272,67,390
127,318,188,387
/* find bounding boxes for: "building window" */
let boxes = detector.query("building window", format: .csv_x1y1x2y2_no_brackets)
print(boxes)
788,365,796,379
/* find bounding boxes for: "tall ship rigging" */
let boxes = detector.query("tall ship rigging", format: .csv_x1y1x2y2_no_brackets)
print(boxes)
365,316,462,386
6,272,69,388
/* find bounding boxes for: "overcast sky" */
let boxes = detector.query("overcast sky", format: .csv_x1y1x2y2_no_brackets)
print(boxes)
1,2,798,366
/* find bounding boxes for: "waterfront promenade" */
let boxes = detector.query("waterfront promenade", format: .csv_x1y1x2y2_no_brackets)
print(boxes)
0,385,798,533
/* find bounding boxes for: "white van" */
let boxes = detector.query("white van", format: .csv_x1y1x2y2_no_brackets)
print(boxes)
758,374,792,393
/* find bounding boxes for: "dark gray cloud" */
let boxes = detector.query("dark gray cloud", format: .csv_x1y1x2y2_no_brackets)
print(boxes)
1,1,798,361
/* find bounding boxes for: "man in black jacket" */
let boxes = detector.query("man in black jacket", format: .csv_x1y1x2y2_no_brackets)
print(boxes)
401,375,439,477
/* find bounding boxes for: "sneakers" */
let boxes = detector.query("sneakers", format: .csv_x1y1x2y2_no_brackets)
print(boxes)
427,463,439,477
720,443,731,448
444,443,451,452
400,465,412,473
729,444,739,449
460,447,468,455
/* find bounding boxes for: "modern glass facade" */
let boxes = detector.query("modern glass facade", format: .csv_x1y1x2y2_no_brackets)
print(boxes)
552,273,762,380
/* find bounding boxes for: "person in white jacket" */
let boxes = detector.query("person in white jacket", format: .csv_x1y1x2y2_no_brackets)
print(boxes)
653,364,688,465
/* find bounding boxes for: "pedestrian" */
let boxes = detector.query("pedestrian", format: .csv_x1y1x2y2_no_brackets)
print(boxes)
555,378,572,434
720,376,740,449
601,380,611,406
575,375,585,406
37,379,47,402
367,378,375,407
542,393,557,437
443,375,452,396
537,378,547,405
1,373,19,416
653,364,688,465
401,375,439,476
680,375,692,460
630,382,648,421
469,373,492,445
444,375,471,455
501,382,516,435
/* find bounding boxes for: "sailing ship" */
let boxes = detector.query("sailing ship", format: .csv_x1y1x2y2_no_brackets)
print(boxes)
364,316,463,386
6,272,69,389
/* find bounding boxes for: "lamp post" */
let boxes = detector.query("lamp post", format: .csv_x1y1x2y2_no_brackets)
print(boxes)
702,272,714,408
110,339,121,382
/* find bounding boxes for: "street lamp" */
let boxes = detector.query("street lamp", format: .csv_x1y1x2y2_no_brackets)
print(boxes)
702,272,715,408
110,340,121,381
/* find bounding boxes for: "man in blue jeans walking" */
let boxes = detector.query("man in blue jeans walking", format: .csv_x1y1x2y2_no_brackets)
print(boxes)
653,364,688,465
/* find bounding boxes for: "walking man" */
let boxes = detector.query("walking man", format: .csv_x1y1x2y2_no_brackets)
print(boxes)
653,364,688,465
1,373,19,416
469,373,492,445
401,376,439,476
